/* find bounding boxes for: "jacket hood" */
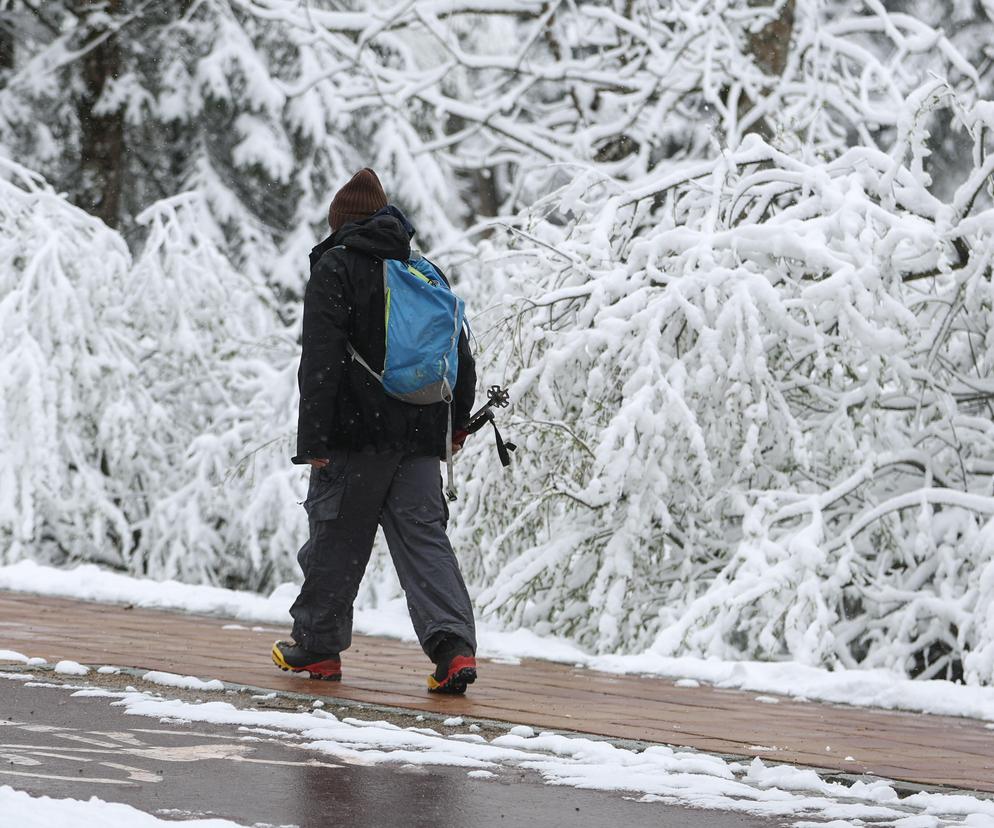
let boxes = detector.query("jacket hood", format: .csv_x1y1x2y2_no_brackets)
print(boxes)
308,204,412,265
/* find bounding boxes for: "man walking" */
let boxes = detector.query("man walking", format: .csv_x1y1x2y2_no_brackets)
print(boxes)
272,168,479,694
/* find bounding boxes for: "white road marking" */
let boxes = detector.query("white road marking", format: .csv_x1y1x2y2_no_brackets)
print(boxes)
56,732,133,749
1,748,97,761
129,744,255,762
0,769,133,785
99,762,163,783
0,752,41,766
229,756,341,768
1,703,348,791
0,743,118,754
97,731,150,747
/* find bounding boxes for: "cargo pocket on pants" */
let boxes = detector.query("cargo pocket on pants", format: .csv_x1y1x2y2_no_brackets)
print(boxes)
303,452,349,521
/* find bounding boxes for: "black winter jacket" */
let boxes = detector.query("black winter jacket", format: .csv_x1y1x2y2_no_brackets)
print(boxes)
292,209,476,463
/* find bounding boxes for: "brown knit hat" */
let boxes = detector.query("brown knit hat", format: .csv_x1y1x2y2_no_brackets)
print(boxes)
328,168,388,231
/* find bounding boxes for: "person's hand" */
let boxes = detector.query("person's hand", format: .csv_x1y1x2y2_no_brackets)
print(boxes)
451,429,468,455
309,458,330,469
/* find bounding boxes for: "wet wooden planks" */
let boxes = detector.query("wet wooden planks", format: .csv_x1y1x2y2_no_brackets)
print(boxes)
0,591,991,793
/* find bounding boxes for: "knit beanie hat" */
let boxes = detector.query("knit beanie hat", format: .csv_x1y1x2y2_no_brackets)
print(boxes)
328,168,388,231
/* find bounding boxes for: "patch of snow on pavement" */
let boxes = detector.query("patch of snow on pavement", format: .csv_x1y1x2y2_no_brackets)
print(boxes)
88,689,994,827
451,734,487,744
5,560,994,721
0,786,244,827
487,656,521,665
142,671,224,691
0,670,31,681
54,660,89,676
0,649,28,663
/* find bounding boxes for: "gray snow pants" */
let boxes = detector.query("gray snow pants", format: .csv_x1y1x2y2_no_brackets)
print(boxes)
289,448,477,658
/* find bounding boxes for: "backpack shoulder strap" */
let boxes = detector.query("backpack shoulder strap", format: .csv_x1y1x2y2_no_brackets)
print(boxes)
346,342,383,382
345,256,387,383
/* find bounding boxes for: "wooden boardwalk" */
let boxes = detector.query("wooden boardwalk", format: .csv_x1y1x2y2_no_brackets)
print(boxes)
0,591,991,794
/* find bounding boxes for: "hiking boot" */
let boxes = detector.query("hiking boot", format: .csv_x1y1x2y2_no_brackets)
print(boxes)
271,640,342,681
427,637,477,694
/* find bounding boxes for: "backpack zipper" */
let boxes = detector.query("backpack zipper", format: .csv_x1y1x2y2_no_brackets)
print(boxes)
406,264,437,285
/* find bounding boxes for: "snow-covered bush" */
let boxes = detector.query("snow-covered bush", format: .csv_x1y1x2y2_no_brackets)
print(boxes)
452,83,994,683
0,160,305,587
127,194,304,589
0,157,141,565
5,0,994,686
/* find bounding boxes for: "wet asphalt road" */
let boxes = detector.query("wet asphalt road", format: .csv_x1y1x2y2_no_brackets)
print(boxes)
0,677,788,828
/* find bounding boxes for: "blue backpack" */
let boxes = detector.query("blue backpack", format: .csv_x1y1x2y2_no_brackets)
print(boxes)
348,253,466,406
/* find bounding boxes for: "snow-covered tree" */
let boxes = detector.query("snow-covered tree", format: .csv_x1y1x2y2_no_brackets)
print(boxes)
5,0,994,686
0,0,464,295
0,154,304,587
0,156,141,566
452,73,994,682
128,193,303,589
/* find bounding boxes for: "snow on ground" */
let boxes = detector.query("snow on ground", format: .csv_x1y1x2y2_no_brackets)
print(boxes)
142,671,225,692
44,683,994,827
53,660,89,676
3,560,994,723
3,670,993,826
0,785,243,827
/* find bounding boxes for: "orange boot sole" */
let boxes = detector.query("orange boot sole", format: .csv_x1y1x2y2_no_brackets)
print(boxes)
271,641,342,681
427,655,477,694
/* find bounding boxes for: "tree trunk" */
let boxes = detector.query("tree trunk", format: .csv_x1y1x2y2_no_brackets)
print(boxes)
72,0,125,228
747,0,796,79
473,168,500,220
732,0,796,141
0,6,15,80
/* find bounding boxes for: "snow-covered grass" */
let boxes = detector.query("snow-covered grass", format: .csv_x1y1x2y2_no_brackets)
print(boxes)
3,560,994,722
0,786,243,827
56,684,994,827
